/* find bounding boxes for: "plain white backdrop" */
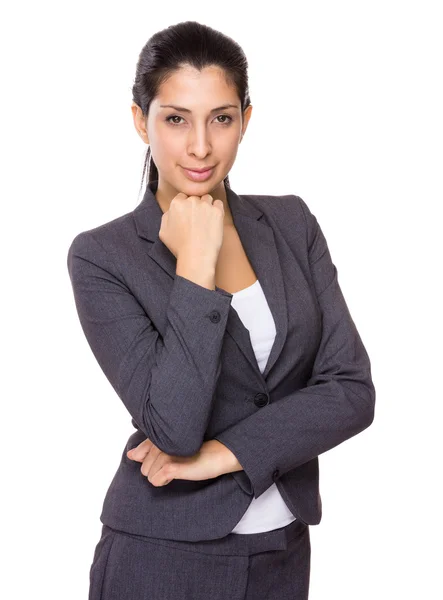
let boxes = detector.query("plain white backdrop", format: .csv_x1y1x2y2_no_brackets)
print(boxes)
2,1,442,598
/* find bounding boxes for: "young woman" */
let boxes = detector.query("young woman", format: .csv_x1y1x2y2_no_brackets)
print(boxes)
67,20,376,600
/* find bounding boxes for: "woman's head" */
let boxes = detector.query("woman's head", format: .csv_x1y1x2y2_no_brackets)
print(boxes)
131,21,252,201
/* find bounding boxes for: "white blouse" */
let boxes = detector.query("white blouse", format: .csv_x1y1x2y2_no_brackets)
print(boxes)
228,279,297,534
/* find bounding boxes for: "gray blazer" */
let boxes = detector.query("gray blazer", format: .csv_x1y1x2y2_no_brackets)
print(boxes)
67,179,376,542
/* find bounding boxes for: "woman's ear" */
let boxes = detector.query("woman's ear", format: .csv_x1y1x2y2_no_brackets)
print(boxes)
131,102,149,144
240,104,253,142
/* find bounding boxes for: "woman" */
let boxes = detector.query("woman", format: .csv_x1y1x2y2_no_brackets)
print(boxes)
67,20,376,600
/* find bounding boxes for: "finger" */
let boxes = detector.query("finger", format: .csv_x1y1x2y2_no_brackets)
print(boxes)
146,454,175,486
152,468,173,486
130,440,152,461
127,449,142,461
212,198,224,210
140,445,163,477
154,465,175,487
127,438,153,461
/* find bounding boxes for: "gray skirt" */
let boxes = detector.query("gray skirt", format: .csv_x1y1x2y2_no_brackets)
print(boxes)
89,518,311,600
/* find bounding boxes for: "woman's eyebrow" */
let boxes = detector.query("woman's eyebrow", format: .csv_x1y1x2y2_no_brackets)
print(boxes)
159,104,240,113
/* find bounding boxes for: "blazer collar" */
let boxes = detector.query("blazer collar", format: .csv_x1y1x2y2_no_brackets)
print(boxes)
132,179,288,383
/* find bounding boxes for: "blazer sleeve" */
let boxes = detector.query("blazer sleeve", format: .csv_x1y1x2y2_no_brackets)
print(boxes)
67,230,232,457
214,196,376,499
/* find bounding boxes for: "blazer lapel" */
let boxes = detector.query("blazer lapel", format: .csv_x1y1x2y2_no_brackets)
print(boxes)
132,180,288,382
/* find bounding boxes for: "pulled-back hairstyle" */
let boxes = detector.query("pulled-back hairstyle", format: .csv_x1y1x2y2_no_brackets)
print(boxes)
131,20,251,197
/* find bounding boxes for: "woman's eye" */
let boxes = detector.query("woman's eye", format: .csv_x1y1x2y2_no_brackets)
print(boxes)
166,115,185,125
215,115,233,124
165,114,233,126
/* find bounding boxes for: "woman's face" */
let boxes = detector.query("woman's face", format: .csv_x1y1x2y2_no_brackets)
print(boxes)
132,64,252,200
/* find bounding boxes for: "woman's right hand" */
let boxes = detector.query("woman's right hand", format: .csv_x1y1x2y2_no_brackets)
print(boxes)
158,193,225,267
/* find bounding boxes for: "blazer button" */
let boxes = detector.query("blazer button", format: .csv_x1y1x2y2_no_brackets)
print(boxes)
273,468,280,480
209,310,221,323
254,392,269,407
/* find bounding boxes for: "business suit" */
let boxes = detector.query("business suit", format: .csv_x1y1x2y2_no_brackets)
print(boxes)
67,178,375,545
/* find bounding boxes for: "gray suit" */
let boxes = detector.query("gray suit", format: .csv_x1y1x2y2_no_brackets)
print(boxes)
67,179,375,542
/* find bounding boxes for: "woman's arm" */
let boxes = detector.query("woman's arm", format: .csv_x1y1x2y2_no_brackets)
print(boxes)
213,197,376,499
67,231,231,457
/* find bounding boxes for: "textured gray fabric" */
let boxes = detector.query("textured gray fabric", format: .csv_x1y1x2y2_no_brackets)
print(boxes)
67,179,375,542
89,519,310,600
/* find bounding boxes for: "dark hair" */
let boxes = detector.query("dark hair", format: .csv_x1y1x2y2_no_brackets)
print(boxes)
131,20,251,197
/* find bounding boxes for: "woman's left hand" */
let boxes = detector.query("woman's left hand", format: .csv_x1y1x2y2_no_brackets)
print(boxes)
126,438,236,487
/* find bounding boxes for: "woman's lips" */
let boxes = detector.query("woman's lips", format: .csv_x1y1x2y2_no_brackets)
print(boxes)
181,166,214,182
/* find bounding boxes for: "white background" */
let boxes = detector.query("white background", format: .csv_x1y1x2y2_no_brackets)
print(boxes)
2,1,442,598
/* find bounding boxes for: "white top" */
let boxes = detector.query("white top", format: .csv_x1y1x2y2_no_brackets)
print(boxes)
228,279,297,534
